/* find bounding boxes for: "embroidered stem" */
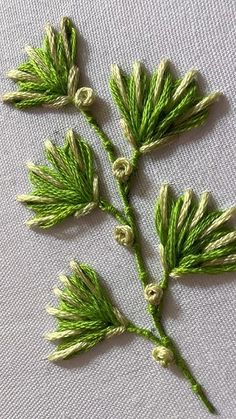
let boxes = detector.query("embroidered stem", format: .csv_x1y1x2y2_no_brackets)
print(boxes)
99,199,128,225
80,105,216,413
151,316,216,414
81,110,116,163
117,182,150,287
82,111,150,287
127,324,160,345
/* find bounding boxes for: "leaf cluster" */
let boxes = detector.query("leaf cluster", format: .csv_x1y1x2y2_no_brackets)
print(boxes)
17,130,98,228
46,260,126,361
110,61,219,153
155,185,236,277
2,18,93,109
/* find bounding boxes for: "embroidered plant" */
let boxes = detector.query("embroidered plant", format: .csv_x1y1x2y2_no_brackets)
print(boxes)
4,17,236,414
17,130,99,228
45,260,128,361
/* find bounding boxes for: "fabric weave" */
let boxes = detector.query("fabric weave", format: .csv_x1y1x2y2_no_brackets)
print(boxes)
0,0,235,418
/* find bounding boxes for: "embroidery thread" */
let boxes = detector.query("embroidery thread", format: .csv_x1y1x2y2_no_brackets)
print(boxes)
4,17,236,414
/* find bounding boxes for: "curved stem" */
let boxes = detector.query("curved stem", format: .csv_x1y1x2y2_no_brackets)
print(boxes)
82,110,150,288
99,198,128,225
130,148,141,171
158,271,170,313
82,110,216,413
82,110,116,163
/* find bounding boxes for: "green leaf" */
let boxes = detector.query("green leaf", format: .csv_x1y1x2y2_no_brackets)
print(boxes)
3,17,94,109
110,61,220,152
17,129,99,228
45,260,127,361
155,184,236,277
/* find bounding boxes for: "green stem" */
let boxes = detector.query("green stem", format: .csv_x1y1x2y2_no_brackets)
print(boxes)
114,180,149,287
158,271,170,312
130,148,141,171
99,198,128,225
82,110,116,163
82,110,150,288
127,324,160,345
128,322,215,413
82,110,216,413
150,314,216,414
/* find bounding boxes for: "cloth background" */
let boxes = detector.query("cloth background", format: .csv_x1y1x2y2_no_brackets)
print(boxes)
0,0,235,418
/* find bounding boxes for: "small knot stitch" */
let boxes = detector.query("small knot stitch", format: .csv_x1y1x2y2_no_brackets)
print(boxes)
114,225,134,247
144,283,163,305
152,345,174,367
74,87,95,108
112,157,133,182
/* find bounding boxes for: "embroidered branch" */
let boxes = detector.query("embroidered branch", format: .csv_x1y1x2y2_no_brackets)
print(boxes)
4,16,235,415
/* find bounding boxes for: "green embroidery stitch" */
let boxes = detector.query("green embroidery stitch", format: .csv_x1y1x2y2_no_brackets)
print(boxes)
2,18,94,110
4,17,235,415
45,260,127,361
17,130,99,228
109,61,220,154
155,184,236,279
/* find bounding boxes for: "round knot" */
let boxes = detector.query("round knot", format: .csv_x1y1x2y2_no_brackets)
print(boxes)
112,157,133,182
144,283,163,305
74,87,95,108
152,345,174,368
114,225,134,247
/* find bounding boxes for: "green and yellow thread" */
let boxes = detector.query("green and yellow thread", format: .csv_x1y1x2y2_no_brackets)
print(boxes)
3,16,235,415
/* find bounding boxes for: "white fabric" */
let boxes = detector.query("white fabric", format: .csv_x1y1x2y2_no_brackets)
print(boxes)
0,1,236,418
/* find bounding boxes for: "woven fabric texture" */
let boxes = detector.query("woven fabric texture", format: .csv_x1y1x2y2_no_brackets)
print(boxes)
0,0,235,418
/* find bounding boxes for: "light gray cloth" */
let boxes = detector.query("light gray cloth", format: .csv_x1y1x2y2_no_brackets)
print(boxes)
0,0,235,418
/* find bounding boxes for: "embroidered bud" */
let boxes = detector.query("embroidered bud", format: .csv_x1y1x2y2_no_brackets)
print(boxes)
144,283,163,305
74,87,95,108
152,345,174,367
112,157,133,182
114,225,134,247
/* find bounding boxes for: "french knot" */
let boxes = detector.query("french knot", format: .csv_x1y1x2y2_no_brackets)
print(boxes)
112,157,133,182
144,283,163,305
152,345,174,368
114,225,134,247
73,87,95,108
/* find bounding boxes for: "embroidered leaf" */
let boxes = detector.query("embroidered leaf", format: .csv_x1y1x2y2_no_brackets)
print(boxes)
155,184,236,277
17,129,99,228
110,61,220,153
45,260,127,361
3,17,94,109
